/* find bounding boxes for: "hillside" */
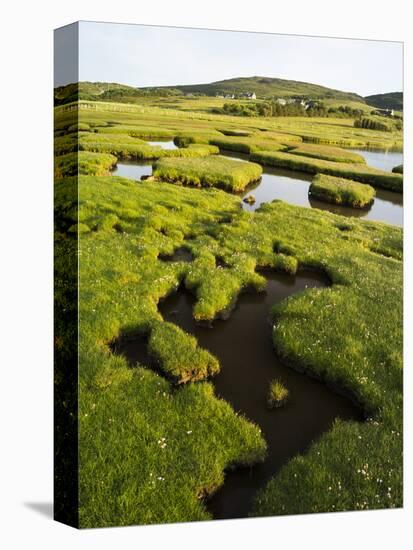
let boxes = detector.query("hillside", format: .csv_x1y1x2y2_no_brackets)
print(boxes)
54,77,366,106
364,92,403,111
156,76,365,102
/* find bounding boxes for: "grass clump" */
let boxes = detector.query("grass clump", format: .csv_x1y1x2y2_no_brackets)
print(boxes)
153,155,262,192
148,321,220,383
209,136,287,154
309,174,375,209
250,150,403,192
392,164,403,174
267,379,289,408
54,151,117,177
287,143,366,164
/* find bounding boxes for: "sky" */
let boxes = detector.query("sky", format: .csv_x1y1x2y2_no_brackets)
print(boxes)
56,21,403,96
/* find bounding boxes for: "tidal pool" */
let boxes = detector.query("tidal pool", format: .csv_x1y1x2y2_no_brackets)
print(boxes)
110,149,403,227
113,266,363,520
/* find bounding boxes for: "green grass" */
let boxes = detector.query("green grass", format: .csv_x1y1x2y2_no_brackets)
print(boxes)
147,320,220,383
78,132,218,160
54,98,403,526
309,174,375,209
267,379,289,408
209,136,288,154
55,151,117,177
392,164,403,174
153,155,263,192
287,143,366,164
55,175,267,527
250,150,403,192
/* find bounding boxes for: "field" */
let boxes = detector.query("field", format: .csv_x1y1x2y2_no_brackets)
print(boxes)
55,91,403,527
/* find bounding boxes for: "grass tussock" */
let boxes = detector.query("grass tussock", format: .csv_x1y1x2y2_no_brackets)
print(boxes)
54,151,117,177
392,164,403,174
148,320,220,383
309,174,376,209
267,379,289,408
287,143,366,164
153,155,262,192
209,136,287,154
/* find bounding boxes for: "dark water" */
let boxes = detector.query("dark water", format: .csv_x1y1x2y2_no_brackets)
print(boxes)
115,267,362,520
349,148,403,172
222,151,403,226
158,247,194,262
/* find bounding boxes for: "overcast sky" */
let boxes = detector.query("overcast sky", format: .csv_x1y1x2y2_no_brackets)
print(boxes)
58,21,403,96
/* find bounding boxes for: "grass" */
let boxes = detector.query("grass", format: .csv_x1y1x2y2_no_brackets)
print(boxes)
55,175,267,527
55,151,118,177
78,132,219,160
65,173,401,525
250,150,403,192
153,155,263,192
209,136,288,154
54,98,403,526
309,174,376,209
267,379,289,408
286,143,366,164
392,164,403,174
147,320,220,383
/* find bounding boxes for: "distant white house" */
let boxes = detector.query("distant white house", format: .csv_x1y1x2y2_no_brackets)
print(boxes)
276,97,308,108
237,91,256,100
373,108,395,118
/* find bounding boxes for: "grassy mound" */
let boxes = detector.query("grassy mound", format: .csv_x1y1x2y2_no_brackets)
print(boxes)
209,136,287,154
250,150,403,192
287,143,366,164
55,151,117,177
153,155,262,192
309,174,375,209
148,320,220,383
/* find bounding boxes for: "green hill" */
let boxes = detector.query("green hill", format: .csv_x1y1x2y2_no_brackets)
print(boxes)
364,92,403,111
54,77,366,106
159,76,364,101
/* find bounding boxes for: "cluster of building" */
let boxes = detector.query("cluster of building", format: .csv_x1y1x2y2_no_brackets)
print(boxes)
215,92,320,109
215,92,256,100
372,108,395,117
273,98,319,110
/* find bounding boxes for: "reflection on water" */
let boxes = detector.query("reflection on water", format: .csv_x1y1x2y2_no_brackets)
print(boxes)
349,148,403,172
147,140,178,150
112,161,152,180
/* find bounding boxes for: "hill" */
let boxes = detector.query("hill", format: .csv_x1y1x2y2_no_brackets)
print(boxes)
364,92,403,111
54,77,366,106
156,76,365,102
